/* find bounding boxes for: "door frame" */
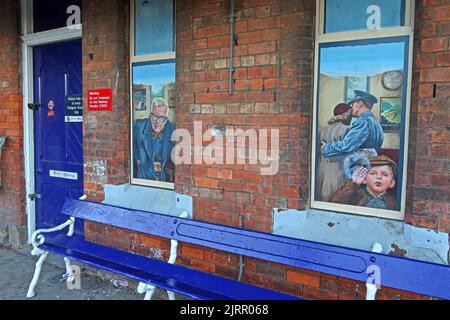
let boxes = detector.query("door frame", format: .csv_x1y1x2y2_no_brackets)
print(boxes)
20,0,82,243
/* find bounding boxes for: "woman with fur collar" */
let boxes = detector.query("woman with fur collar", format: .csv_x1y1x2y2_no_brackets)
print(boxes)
316,103,353,201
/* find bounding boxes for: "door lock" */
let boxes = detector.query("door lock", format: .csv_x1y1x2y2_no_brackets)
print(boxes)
28,193,42,201
28,103,42,111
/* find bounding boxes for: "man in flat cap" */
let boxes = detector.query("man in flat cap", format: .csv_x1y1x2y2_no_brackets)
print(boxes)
330,154,398,210
321,90,384,158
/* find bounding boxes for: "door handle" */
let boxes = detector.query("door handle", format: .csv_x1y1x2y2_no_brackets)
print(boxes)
28,103,42,111
28,193,42,201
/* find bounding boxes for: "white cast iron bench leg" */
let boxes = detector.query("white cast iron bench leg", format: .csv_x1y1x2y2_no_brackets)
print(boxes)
26,217,76,298
27,251,49,298
138,211,188,301
366,243,383,300
137,282,156,300
167,290,176,301
63,257,76,283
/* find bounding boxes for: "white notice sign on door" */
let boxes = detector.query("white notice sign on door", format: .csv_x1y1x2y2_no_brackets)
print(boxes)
49,170,78,181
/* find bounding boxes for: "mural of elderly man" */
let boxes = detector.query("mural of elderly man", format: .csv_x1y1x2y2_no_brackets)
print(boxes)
133,97,175,182
321,90,384,158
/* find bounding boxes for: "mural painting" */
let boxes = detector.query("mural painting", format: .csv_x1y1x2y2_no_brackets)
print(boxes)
314,37,409,214
132,61,176,184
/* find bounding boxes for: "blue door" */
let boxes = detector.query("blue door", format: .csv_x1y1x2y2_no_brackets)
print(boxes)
33,40,84,235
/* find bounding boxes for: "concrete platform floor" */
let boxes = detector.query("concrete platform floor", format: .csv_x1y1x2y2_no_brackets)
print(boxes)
0,244,186,300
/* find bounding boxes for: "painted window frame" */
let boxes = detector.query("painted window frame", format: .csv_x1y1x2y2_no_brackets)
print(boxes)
344,76,371,103
310,0,415,220
129,0,176,190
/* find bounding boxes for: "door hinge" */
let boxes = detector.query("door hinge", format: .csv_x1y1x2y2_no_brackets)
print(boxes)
28,193,42,201
28,103,41,111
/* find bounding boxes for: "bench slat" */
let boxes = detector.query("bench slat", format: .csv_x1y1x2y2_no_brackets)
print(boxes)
42,234,299,300
61,199,450,300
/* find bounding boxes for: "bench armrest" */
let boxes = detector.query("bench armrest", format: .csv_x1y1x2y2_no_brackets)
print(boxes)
31,218,76,256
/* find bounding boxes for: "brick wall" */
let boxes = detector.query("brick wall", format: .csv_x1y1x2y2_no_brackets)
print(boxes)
0,0,443,299
82,0,446,299
0,1,26,245
406,0,450,233
175,0,313,232
82,0,130,203
82,0,131,245
173,0,316,292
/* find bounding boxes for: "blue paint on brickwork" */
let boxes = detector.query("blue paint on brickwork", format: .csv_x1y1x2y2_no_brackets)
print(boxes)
102,184,193,219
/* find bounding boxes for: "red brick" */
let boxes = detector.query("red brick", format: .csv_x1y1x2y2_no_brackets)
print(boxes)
421,38,448,52
287,270,320,288
248,17,278,31
407,215,438,229
194,26,221,39
420,67,450,82
248,41,277,54
207,36,229,48
247,66,277,78
437,52,450,66
0,1,26,238
302,287,339,300
238,31,264,44
182,245,204,260
418,21,436,37
418,83,435,97
190,259,216,273
206,168,233,180
140,235,165,248
435,5,450,21
438,21,450,35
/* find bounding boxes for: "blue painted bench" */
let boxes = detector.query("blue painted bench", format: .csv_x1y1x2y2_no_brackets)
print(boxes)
26,199,298,300
27,199,450,300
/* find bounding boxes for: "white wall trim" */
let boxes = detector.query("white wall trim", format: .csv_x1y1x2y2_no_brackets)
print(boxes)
21,25,82,47
21,0,35,244
22,43,35,244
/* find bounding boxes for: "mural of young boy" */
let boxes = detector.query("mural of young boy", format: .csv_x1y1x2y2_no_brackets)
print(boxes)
330,155,398,210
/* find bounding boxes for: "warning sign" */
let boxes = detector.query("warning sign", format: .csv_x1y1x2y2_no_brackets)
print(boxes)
87,89,112,111
65,94,83,122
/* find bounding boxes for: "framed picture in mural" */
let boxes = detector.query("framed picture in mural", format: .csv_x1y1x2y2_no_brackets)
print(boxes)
311,34,412,220
380,97,402,133
133,86,150,112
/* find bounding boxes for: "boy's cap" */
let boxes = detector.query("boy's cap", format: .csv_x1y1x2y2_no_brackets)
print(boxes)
369,155,398,179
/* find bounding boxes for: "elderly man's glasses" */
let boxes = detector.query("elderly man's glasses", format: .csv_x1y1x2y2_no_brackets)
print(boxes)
150,113,167,123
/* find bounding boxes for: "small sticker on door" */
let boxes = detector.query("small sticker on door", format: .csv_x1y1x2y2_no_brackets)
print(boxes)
47,99,55,117
49,170,78,180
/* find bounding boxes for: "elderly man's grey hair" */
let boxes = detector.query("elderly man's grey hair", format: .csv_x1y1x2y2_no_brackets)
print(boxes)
151,97,169,117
